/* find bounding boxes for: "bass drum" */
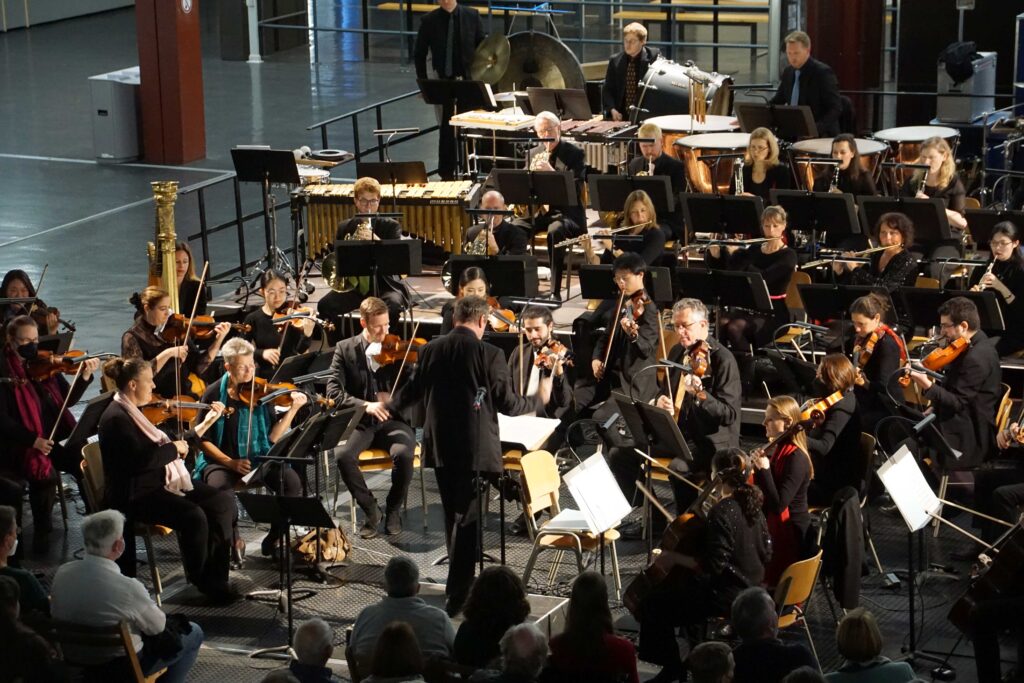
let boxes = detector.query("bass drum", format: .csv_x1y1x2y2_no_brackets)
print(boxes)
635,59,733,119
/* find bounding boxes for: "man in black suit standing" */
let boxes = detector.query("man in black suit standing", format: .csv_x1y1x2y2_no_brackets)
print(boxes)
628,120,686,240
391,296,553,614
602,22,661,122
414,0,486,180
327,297,417,539
769,30,842,138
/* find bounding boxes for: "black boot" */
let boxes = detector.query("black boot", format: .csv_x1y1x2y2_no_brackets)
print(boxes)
360,501,382,539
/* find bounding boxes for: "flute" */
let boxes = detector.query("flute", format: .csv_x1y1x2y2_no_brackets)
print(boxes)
554,222,651,249
801,244,898,270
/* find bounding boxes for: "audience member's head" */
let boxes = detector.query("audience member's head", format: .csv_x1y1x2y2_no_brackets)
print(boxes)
781,666,826,683
835,608,886,664
261,671,301,683
81,509,126,560
293,618,334,668
0,575,20,621
0,506,16,564
462,566,530,626
731,587,778,641
688,641,734,683
370,621,424,679
564,571,615,650
498,622,548,679
383,556,420,598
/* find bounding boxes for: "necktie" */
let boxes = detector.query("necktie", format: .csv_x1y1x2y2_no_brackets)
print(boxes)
624,57,638,112
789,69,801,106
444,11,455,78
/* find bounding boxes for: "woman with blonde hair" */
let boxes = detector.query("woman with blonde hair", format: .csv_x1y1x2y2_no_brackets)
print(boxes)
752,395,813,585
583,189,666,266
825,608,915,682
902,136,967,231
729,127,792,203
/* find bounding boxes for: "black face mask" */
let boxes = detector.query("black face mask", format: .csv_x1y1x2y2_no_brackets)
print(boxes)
16,342,38,360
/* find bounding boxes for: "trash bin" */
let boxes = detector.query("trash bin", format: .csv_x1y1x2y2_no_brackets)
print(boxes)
88,66,141,162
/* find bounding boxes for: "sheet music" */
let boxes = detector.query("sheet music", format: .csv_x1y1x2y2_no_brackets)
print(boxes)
561,454,631,534
876,445,942,533
241,462,265,486
498,413,560,451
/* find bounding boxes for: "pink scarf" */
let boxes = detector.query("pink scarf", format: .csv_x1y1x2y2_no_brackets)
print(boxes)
112,392,193,497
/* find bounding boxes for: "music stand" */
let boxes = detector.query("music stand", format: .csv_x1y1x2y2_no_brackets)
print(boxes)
587,175,675,215
797,284,896,325
770,189,861,252
734,102,818,141
578,265,674,304
857,197,952,247
38,332,74,354
965,208,1024,247
269,351,317,384
61,391,113,455
492,169,577,229
417,78,498,113
680,193,763,235
446,255,540,298
230,147,301,280
526,87,593,121
334,239,423,298
676,268,772,337
898,287,1005,334
357,161,428,185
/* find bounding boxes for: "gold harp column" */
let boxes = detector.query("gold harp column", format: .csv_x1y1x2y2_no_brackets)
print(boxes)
147,180,181,313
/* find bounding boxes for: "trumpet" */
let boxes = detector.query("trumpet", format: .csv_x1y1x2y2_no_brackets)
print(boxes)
554,221,651,249
801,244,898,270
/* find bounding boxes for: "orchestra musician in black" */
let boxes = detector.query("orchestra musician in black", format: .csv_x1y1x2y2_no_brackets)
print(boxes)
603,22,660,122
462,190,530,256
848,293,907,432
770,30,842,138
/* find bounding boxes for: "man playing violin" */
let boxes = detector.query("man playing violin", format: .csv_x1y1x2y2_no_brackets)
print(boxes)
0,315,101,552
327,297,418,539
906,297,1001,469
507,305,572,420
195,338,308,558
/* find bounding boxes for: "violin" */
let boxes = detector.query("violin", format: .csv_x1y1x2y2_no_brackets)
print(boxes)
534,339,575,368
852,325,907,388
373,334,427,366
800,390,844,423
948,526,1024,635
24,350,110,382
623,289,650,321
30,299,76,333
235,377,335,409
898,336,968,387
158,313,250,343
486,297,517,333
273,302,335,332
141,396,234,427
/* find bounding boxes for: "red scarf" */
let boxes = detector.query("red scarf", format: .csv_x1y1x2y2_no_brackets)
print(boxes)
769,443,797,524
3,345,75,481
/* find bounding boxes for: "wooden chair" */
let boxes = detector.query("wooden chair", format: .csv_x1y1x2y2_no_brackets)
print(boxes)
28,616,167,682
773,549,824,670
914,275,940,289
80,442,173,605
336,445,428,532
519,450,622,598
996,382,1014,434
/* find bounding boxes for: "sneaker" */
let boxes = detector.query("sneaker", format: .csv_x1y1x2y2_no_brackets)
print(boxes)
360,503,382,539
385,508,402,536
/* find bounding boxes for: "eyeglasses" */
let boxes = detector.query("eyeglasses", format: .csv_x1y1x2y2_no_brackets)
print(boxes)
355,197,380,206
939,322,956,329
990,240,1014,248
673,321,702,331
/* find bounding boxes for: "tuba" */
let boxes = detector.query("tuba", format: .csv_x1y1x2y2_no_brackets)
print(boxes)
322,218,375,292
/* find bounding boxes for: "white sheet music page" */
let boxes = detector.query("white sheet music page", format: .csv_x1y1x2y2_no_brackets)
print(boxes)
498,413,561,451
876,445,941,532
561,453,632,534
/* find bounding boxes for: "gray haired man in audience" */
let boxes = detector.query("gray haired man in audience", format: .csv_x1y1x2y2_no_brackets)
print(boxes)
290,617,338,682
470,622,549,682
730,587,815,683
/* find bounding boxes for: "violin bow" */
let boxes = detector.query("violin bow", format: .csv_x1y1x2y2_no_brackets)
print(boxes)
518,314,526,396
244,373,256,460
390,321,422,394
24,264,48,319
656,311,675,408
601,290,627,376
46,361,86,443
177,262,210,435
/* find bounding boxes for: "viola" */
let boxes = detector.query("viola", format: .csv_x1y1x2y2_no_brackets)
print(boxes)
30,298,76,333
534,339,575,367
24,350,111,382
373,334,427,366
898,336,968,387
158,313,251,343
486,297,517,333
141,396,234,427
800,390,844,423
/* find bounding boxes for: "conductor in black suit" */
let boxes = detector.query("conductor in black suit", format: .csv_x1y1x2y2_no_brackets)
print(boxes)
327,297,417,539
628,120,686,240
602,22,661,122
390,296,554,614
769,31,842,138
414,0,486,180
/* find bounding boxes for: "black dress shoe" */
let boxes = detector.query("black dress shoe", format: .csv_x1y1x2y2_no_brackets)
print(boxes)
360,503,382,539
384,508,402,536
198,581,242,605
261,533,280,558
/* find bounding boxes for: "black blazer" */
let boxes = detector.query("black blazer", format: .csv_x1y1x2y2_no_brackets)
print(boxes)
922,330,1002,466
335,217,409,300
326,335,408,423
661,339,741,469
464,220,530,255
391,326,537,472
806,390,861,500
414,5,485,79
527,140,587,229
627,152,686,238
770,57,842,138
602,45,661,117
591,296,660,402
853,329,905,428
506,344,573,419
97,401,179,509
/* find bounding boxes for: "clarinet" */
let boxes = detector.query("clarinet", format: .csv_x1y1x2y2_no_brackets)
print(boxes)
917,168,930,195
828,163,841,193
734,158,744,195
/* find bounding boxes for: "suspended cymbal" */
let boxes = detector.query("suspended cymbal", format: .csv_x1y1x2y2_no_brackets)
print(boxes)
497,32,585,94
470,34,511,84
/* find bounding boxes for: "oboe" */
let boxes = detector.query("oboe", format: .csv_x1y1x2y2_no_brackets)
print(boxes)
828,163,841,193
917,167,930,195
734,158,745,195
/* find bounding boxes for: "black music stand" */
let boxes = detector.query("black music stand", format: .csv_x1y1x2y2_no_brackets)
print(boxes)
334,239,423,299
734,102,818,141
357,161,428,185
526,87,593,121
675,268,772,338
231,147,301,280
856,197,952,247
417,78,498,112
446,255,540,298
898,287,1005,334
492,169,577,234
680,193,763,235
587,175,675,216
62,391,113,456
770,189,861,252
797,284,896,326
269,351,317,384
578,265,674,304
964,208,1024,247
38,332,74,354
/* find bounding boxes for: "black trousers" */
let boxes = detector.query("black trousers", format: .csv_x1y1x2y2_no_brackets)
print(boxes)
974,466,1024,542
438,98,459,180
638,576,727,669
117,482,236,588
5,443,84,536
317,287,406,339
335,419,416,513
970,594,1024,683
202,461,303,539
541,215,585,298
608,441,708,514
435,466,487,604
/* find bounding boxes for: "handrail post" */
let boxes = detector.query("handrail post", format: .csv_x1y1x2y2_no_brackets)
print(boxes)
353,116,362,160
767,0,783,84
197,188,211,267
234,178,247,276
321,124,329,150
376,105,385,162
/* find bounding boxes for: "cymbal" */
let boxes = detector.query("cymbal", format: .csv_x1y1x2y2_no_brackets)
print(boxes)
497,31,585,94
471,34,511,84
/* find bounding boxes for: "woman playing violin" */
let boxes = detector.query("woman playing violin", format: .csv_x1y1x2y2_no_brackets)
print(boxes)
0,270,50,335
123,286,229,400
0,315,100,552
751,396,813,586
440,267,517,336
804,354,860,507
195,338,308,558
850,293,907,431
174,241,207,317
636,448,770,683
243,269,313,378
98,357,238,603
581,190,667,266
969,221,1024,357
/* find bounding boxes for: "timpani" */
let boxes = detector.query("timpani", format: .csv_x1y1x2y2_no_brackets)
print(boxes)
645,114,738,160
790,137,888,190
873,125,960,185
